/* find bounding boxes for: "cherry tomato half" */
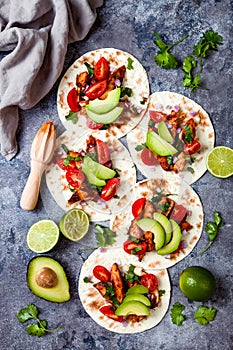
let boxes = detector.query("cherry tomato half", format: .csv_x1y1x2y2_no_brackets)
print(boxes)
141,148,157,166
85,116,104,130
56,158,76,170
132,198,146,218
65,168,85,189
94,57,110,81
93,265,111,282
123,240,147,256
183,140,201,155
85,80,107,100
149,110,167,123
67,87,79,112
100,178,120,201
170,203,187,223
140,273,158,292
99,305,123,322
96,139,110,164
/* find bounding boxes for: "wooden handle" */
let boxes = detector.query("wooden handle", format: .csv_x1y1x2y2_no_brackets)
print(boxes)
20,159,46,210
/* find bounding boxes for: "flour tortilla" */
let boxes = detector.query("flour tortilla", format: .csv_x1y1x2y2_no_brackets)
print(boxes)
127,91,215,184
57,48,150,139
110,178,203,269
45,129,136,222
78,248,171,334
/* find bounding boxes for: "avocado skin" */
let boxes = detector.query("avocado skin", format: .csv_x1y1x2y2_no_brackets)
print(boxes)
27,256,70,303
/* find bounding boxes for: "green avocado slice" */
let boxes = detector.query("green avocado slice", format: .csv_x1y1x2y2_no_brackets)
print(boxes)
136,217,165,250
27,256,70,303
126,284,149,295
153,212,173,244
122,293,151,307
115,301,150,316
86,106,123,124
158,121,174,142
146,130,178,156
82,156,116,182
157,219,182,255
87,88,121,114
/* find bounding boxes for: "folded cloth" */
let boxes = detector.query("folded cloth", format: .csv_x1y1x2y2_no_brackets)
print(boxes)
0,0,103,160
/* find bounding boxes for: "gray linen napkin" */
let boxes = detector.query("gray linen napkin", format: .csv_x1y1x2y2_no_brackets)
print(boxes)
0,0,103,160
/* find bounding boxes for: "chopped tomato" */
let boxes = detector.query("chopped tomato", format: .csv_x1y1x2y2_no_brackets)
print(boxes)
56,157,77,170
93,265,111,282
123,240,147,256
67,87,79,112
141,148,157,166
85,80,107,100
94,57,110,81
85,116,103,130
140,273,158,292
99,305,123,322
183,140,201,155
149,110,167,123
170,203,187,223
100,178,120,201
96,139,110,164
132,198,146,218
65,168,85,189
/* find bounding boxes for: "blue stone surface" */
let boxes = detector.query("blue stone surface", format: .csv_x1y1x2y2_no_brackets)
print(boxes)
0,1,232,349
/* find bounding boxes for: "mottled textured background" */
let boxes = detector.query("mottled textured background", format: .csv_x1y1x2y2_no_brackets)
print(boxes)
0,1,232,349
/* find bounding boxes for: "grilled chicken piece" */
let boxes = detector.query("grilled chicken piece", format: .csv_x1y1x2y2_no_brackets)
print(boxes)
166,110,180,138
142,200,155,219
93,282,112,303
156,197,175,217
110,263,125,304
68,183,99,205
180,118,196,142
99,65,126,100
144,231,155,252
173,152,186,173
76,71,90,88
150,289,160,308
68,150,83,158
155,155,174,171
86,135,96,153
180,220,193,232
128,219,144,239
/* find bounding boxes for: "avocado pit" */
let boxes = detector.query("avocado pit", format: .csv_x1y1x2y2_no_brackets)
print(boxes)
36,267,58,288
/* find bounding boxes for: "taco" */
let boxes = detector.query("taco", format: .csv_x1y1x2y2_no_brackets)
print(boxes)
110,178,203,269
127,91,215,184
78,248,170,334
45,130,136,222
57,48,149,138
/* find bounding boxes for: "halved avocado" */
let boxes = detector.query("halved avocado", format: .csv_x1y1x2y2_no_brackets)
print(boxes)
158,121,174,142
87,88,121,114
153,212,173,244
146,130,178,156
126,284,149,295
157,219,182,255
82,156,116,181
86,106,123,124
27,256,70,303
136,217,165,250
115,301,150,316
123,293,151,307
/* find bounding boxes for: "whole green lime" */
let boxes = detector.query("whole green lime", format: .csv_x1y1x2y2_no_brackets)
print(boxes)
179,266,216,301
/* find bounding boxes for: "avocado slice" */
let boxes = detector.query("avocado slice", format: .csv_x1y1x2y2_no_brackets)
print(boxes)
126,284,149,295
115,301,150,316
27,256,70,303
146,130,178,156
123,293,151,307
153,212,173,244
82,156,116,181
158,121,174,142
86,106,123,124
136,217,165,250
157,219,182,255
87,88,121,114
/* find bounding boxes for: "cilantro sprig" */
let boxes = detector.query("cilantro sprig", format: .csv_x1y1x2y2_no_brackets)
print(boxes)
17,304,60,337
95,224,117,247
170,302,186,326
194,306,217,325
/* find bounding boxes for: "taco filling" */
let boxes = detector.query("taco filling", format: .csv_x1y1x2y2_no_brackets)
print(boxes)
123,190,193,261
56,135,120,205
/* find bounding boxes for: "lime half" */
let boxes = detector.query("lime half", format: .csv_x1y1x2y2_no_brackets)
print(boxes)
59,209,89,242
206,146,233,178
27,220,60,253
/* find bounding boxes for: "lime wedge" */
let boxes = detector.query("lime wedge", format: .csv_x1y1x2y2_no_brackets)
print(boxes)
206,146,233,178
59,209,89,241
27,220,60,253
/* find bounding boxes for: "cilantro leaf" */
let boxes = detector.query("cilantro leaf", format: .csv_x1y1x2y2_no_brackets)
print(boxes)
120,87,133,98
193,30,223,58
170,302,186,326
17,304,38,323
135,143,147,151
26,323,46,337
182,56,202,92
127,57,134,70
194,306,217,325
83,276,94,283
65,110,78,124
94,224,117,247
84,62,94,76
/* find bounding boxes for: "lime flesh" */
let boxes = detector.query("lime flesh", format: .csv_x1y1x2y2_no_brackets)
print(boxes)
27,220,60,253
59,208,89,241
206,146,233,178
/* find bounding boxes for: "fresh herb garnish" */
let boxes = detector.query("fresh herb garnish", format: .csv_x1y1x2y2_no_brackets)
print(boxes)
94,224,117,247
170,302,186,326
148,119,155,128
65,110,78,124
84,62,94,76
135,143,147,151
183,124,193,143
159,289,166,297
120,87,133,98
104,283,120,306
125,264,140,284
182,55,201,92
83,276,94,284
131,246,142,254
63,155,82,166
187,166,195,174
61,143,69,154
154,32,189,69
194,306,217,325
157,201,170,212
127,57,134,70
167,155,173,165
17,304,60,337
193,30,223,60
84,152,98,161
198,211,224,255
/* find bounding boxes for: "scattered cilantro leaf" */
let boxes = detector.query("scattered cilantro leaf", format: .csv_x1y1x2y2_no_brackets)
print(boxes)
198,211,225,255
120,87,133,98
125,265,140,284
167,155,173,165
83,276,94,283
127,57,134,70
26,323,46,337
17,303,38,323
193,30,223,59
182,56,202,92
154,32,189,69
135,143,147,151
65,110,78,124
94,224,117,247
170,302,186,326
84,62,94,76
61,143,69,154
194,306,217,325
159,289,166,296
